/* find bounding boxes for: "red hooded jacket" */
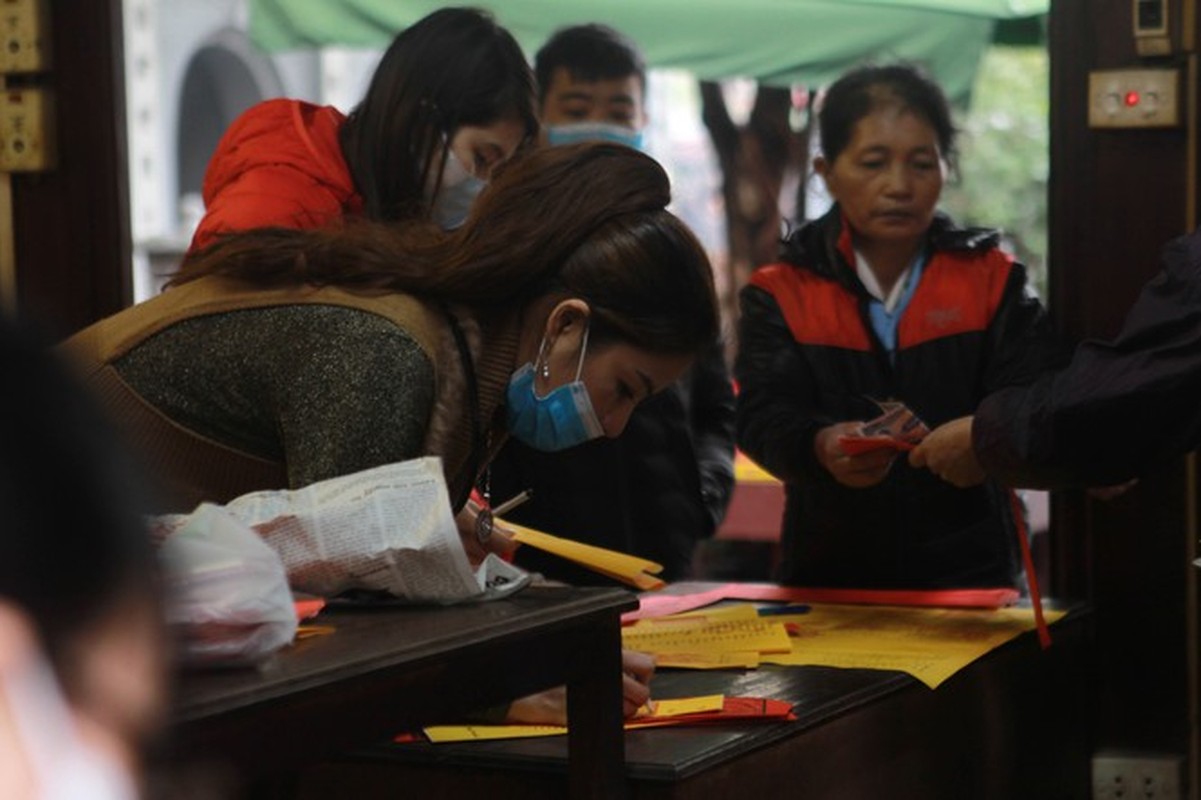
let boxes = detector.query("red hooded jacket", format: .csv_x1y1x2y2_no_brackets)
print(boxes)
188,99,363,253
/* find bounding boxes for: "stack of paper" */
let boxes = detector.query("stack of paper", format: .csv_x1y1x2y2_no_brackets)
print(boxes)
758,602,1067,688
622,592,1066,689
622,603,791,669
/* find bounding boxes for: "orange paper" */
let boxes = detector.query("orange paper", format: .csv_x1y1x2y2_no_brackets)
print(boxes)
293,597,326,621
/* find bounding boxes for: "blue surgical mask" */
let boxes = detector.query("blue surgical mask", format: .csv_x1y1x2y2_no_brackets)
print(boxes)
430,148,485,230
506,326,604,451
546,121,644,151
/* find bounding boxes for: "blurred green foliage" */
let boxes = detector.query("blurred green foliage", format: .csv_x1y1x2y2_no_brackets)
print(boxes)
941,46,1049,296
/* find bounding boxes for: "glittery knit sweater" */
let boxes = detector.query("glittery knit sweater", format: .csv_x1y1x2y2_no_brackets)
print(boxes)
114,305,435,489
61,277,519,512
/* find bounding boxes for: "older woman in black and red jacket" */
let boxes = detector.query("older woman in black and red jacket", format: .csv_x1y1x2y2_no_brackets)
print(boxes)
735,64,1064,591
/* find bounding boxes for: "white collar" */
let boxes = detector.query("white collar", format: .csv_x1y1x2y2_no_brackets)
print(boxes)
854,249,912,313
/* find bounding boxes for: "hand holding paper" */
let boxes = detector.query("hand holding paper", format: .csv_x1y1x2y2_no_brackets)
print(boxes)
504,648,657,725
833,400,931,468
621,649,656,716
816,421,897,488
909,415,986,487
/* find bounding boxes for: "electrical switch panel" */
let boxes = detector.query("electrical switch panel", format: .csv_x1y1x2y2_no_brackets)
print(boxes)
0,86,53,171
0,0,50,74
1088,68,1180,129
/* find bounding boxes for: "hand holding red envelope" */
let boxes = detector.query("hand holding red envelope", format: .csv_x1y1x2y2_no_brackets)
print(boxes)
837,400,930,456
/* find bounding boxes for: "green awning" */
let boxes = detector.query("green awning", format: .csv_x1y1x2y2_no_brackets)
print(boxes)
249,0,1047,100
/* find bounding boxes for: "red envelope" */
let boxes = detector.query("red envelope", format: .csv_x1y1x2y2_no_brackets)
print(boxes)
837,435,916,456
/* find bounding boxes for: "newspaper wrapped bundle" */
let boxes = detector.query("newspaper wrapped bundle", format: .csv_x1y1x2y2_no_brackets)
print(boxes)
158,457,530,605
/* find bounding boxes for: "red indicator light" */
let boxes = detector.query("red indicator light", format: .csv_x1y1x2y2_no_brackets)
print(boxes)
1124,91,1141,107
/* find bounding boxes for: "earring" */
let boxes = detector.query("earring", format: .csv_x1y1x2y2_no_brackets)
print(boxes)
534,335,552,381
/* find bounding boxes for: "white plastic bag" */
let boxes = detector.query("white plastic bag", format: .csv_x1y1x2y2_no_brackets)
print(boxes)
158,503,298,665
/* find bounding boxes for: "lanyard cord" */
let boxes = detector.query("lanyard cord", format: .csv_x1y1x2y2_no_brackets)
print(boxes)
440,303,484,513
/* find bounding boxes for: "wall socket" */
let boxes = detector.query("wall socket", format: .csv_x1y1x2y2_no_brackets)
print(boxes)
1092,751,1183,800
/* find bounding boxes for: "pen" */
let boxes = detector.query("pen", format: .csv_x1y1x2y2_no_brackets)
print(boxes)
757,604,811,616
492,489,533,517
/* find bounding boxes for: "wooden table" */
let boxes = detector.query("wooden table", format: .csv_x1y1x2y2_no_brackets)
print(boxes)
296,605,1093,800
169,585,638,799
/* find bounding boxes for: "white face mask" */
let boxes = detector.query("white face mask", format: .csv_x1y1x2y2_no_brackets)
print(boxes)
429,148,485,230
2,647,137,800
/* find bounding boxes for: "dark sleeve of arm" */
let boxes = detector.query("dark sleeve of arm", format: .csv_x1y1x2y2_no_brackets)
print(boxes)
275,322,435,489
980,260,1069,395
734,284,831,484
687,342,736,527
975,232,1201,488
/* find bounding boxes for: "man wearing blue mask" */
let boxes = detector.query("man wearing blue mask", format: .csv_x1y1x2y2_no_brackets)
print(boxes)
537,24,647,150
489,24,737,584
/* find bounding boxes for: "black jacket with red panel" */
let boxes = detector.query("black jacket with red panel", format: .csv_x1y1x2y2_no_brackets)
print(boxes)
735,206,1063,589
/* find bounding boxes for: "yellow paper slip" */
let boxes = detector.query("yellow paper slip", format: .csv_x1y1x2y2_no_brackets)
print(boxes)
734,452,780,484
423,695,726,743
424,723,565,743
506,523,665,590
654,651,762,669
622,619,792,656
643,695,725,717
633,602,761,625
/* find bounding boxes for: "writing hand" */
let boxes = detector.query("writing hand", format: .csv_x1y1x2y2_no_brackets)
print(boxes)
503,648,657,726
621,649,655,716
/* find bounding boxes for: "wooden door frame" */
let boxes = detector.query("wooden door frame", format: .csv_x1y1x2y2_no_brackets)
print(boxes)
9,0,130,338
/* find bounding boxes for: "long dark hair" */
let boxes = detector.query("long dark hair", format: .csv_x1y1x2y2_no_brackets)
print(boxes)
339,7,539,222
174,143,719,357
0,320,158,687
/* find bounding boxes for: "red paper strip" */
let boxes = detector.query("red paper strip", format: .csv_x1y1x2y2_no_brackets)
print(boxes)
293,597,326,621
837,435,917,456
1008,489,1051,648
622,583,1020,626
722,583,1019,610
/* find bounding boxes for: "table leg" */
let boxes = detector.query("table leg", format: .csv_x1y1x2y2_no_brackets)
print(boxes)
567,614,627,800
